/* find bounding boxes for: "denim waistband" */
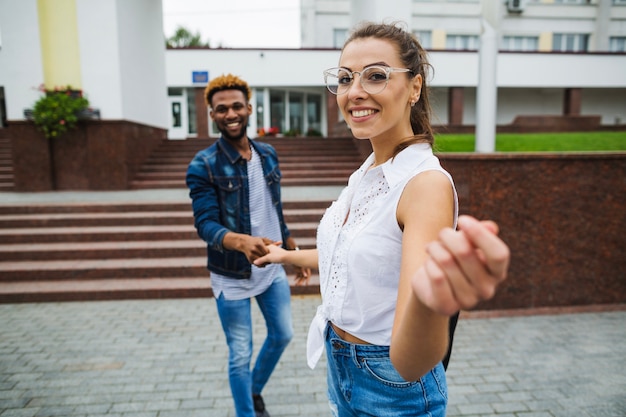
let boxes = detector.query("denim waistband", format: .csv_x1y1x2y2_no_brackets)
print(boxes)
325,323,390,361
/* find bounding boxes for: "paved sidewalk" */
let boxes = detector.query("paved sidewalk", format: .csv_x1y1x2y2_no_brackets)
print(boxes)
1,296,624,417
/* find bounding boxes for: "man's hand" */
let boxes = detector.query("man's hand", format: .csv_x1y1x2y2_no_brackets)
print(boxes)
239,236,276,264
285,237,312,285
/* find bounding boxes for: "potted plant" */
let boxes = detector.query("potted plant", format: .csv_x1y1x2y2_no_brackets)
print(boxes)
25,85,91,138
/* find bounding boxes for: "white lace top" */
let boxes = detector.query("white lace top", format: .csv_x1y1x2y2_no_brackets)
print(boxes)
306,143,458,369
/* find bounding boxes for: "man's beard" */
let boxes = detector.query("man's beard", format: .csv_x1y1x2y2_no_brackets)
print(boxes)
218,119,248,142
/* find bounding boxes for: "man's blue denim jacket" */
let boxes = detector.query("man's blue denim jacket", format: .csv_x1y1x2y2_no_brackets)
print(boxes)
186,136,291,279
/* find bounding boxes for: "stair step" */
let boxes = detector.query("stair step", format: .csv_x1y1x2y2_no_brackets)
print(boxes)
0,221,318,243
0,278,213,303
0,275,320,303
0,211,195,228
0,225,199,243
0,208,324,228
0,237,318,261
0,256,209,281
0,200,329,215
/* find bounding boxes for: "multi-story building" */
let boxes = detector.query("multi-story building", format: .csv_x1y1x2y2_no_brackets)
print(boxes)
166,0,626,140
1,0,625,141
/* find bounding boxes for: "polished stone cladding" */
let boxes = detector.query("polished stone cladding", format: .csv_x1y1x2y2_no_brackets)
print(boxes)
10,121,165,191
439,152,626,310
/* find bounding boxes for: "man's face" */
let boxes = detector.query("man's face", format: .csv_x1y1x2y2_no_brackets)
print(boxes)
209,89,252,142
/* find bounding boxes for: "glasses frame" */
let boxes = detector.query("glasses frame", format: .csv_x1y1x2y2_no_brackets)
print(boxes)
323,65,414,95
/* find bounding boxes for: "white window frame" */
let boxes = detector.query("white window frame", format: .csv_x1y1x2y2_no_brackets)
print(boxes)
446,34,480,50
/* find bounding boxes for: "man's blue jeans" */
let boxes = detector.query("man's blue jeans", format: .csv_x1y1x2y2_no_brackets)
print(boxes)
215,274,294,417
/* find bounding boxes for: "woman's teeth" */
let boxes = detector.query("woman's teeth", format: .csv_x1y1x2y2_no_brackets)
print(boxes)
352,109,374,118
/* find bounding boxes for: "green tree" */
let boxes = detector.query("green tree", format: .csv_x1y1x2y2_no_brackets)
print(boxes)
165,26,209,48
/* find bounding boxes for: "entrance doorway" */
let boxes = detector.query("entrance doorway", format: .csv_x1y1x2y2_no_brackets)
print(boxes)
167,95,188,139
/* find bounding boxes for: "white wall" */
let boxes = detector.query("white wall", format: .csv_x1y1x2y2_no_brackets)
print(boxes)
0,0,168,129
164,48,626,126
115,0,168,128
166,49,341,88
76,0,124,119
165,48,626,89
0,0,44,120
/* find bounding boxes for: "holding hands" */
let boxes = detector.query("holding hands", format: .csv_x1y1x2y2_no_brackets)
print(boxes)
251,237,312,285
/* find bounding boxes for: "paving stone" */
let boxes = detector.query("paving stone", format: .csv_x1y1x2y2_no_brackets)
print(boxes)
0,297,624,416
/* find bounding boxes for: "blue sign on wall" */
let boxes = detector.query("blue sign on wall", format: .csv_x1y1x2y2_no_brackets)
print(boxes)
192,71,209,84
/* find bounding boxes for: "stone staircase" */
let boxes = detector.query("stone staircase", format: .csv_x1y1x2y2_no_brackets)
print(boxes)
0,135,14,191
0,135,364,303
0,199,326,303
130,136,363,189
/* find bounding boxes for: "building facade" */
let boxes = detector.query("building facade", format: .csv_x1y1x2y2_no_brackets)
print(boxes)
165,0,626,139
1,0,625,141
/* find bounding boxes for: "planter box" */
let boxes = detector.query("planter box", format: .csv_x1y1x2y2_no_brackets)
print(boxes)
9,120,165,191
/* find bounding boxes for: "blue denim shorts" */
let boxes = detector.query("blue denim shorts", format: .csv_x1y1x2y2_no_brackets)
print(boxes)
325,324,447,417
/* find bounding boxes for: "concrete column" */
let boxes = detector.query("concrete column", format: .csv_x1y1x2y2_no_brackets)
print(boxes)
475,0,500,153
563,88,582,116
448,87,464,126
593,0,611,51
195,88,209,138
37,0,82,89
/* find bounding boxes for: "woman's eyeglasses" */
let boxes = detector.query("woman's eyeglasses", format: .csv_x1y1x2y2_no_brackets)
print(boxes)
323,65,414,95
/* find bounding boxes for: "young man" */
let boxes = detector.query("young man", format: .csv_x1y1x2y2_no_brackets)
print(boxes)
186,74,309,417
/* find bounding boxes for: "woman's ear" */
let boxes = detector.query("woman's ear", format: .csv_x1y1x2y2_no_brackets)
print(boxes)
411,74,423,105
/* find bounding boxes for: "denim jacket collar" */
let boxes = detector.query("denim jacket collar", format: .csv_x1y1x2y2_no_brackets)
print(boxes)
216,136,272,164
216,136,247,164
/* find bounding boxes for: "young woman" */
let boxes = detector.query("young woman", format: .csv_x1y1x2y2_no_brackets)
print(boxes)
254,22,510,416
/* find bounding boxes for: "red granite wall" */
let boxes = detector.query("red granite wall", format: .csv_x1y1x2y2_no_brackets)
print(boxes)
10,120,166,191
439,152,626,310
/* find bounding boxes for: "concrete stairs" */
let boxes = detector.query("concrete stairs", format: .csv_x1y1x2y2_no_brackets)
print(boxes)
131,136,363,189
0,199,326,303
0,136,14,191
0,135,362,303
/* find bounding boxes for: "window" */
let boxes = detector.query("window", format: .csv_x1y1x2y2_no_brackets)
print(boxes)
609,37,626,52
288,92,304,134
307,94,322,134
553,33,589,52
414,30,432,49
446,34,479,50
333,29,348,48
270,90,285,133
502,36,539,52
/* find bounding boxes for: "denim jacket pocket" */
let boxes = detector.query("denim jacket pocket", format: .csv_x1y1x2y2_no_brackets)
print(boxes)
214,176,243,231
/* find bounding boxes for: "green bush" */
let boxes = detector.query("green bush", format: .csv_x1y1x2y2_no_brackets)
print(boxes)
306,127,322,137
32,85,90,139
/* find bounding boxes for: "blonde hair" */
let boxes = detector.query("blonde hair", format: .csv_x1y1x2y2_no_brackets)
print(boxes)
204,73,252,107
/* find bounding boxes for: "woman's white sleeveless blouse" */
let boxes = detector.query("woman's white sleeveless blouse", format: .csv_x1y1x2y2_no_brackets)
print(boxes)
307,143,458,369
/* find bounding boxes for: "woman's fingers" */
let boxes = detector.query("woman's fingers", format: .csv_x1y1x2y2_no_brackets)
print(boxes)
412,216,510,314
456,216,510,282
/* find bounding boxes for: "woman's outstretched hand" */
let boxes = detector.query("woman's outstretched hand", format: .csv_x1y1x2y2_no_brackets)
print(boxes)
411,215,510,316
254,242,312,285
253,241,288,267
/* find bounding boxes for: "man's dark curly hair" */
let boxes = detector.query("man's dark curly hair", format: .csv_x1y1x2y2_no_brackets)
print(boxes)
204,74,252,107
